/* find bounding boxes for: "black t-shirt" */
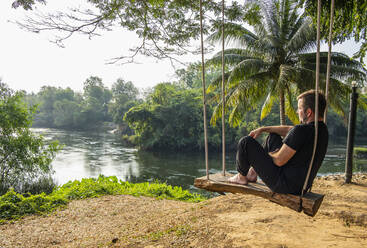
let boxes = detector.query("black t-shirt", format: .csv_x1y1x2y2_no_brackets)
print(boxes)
281,121,329,194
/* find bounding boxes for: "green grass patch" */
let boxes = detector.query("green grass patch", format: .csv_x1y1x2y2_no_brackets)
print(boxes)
0,175,207,222
145,224,191,241
354,147,367,158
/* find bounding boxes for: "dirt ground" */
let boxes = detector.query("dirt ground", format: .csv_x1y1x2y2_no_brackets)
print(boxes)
1,174,366,248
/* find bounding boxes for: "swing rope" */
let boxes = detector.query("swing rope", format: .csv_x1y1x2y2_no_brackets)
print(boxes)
324,0,335,124
221,0,226,176
300,0,324,210
199,0,210,180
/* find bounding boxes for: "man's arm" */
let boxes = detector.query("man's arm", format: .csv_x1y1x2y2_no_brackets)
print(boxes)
249,125,293,138
268,143,296,166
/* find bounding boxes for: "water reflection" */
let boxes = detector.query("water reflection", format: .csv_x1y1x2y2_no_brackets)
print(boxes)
31,128,367,193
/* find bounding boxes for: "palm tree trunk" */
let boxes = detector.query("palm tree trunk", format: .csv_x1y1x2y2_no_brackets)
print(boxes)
279,89,286,125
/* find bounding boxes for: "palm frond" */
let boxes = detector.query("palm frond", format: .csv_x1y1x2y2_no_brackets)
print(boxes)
299,52,366,71
262,0,280,40
298,53,367,83
286,1,305,40
326,78,351,119
357,94,367,110
210,101,223,126
207,72,230,93
228,104,244,127
286,17,316,54
301,63,367,82
227,59,269,87
206,22,258,46
284,84,299,124
260,91,277,120
206,49,255,67
279,0,293,42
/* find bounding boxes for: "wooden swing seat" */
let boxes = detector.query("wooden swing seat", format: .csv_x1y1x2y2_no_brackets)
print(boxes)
194,172,324,217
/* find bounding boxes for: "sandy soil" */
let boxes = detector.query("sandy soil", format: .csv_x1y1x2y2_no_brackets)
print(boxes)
1,174,366,248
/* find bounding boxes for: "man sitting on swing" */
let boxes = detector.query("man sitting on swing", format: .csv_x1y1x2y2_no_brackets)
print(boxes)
229,90,329,195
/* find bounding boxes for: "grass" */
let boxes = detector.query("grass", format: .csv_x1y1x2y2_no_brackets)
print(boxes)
144,224,191,241
0,175,207,222
354,147,367,158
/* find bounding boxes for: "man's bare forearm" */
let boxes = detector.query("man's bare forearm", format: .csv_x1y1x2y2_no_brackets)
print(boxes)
258,126,293,137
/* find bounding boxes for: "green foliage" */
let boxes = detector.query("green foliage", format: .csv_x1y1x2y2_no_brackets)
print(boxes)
124,82,242,151
175,62,221,89
55,175,206,203
53,99,82,128
124,83,204,150
0,82,61,194
82,76,112,124
31,86,84,129
0,175,206,222
109,78,140,130
0,188,68,222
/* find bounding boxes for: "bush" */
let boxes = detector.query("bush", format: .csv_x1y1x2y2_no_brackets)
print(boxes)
0,189,69,222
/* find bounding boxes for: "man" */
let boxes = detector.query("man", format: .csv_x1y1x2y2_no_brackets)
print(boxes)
229,90,329,195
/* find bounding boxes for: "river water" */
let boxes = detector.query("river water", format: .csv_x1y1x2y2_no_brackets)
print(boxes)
32,128,367,193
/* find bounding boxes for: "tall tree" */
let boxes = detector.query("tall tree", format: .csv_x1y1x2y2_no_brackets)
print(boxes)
35,86,58,127
108,78,139,132
82,76,112,124
207,0,366,126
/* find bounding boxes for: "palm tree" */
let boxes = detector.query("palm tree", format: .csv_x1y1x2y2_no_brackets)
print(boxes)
207,0,366,126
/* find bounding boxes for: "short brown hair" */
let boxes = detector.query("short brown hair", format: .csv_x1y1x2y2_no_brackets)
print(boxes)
297,90,326,118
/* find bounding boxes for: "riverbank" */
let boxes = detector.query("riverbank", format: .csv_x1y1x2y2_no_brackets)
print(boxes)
1,173,366,247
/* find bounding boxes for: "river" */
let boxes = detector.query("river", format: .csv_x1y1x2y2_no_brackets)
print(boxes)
32,128,367,193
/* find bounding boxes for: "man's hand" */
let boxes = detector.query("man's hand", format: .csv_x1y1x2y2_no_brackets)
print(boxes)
249,127,263,139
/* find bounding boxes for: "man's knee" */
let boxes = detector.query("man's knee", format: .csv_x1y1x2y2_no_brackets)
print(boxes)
238,136,255,149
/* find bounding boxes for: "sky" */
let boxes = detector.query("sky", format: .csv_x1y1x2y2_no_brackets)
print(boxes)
0,0,362,94
0,0,199,93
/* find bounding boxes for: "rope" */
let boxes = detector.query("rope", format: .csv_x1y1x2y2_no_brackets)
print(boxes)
300,0,321,211
221,0,226,176
324,0,335,124
199,0,210,180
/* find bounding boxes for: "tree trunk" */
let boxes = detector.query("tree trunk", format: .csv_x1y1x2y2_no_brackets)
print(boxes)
279,89,286,125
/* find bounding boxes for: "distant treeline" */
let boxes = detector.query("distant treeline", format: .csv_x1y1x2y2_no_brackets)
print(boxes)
24,66,367,151
25,76,140,132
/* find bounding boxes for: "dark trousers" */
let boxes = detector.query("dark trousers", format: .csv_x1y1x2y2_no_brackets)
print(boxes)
236,133,288,193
